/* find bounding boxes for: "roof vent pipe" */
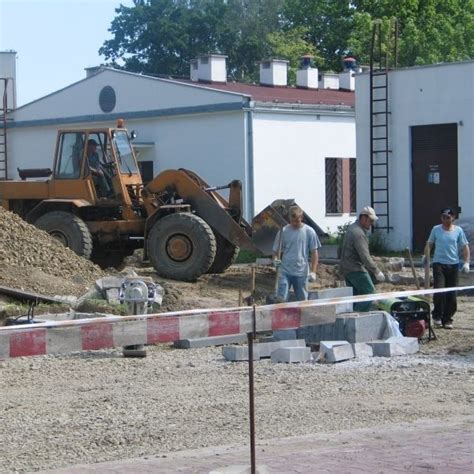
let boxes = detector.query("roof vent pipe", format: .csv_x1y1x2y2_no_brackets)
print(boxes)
296,55,318,89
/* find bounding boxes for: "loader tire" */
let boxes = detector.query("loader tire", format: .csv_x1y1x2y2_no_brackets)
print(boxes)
147,213,216,281
207,232,239,274
35,211,93,259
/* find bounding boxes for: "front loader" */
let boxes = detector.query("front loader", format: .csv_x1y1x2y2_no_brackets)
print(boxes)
0,123,260,281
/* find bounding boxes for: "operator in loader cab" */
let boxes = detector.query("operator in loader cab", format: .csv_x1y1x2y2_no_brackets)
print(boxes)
87,138,112,198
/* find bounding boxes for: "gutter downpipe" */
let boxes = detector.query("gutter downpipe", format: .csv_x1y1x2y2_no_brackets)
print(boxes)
245,100,255,221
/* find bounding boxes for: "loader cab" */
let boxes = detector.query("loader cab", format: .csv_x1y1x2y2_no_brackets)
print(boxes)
53,126,142,204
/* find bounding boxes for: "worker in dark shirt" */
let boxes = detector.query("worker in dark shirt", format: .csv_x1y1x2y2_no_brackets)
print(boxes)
339,206,385,311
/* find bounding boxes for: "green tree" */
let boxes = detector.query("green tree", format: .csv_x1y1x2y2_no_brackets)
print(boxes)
348,0,474,67
100,0,473,80
100,0,285,80
266,27,320,83
281,0,355,71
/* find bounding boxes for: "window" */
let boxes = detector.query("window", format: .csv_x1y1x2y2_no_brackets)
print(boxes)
350,158,357,213
113,131,139,175
138,161,154,184
55,132,85,179
325,158,343,213
325,158,356,214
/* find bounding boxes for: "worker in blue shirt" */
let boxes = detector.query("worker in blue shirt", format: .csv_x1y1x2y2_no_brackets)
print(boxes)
272,205,320,301
424,207,470,329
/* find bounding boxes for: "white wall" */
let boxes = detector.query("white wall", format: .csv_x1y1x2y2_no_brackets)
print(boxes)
126,111,248,191
252,111,356,233
356,61,474,250
13,69,244,121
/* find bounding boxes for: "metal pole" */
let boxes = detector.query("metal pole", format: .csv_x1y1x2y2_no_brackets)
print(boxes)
248,304,257,474
248,331,256,474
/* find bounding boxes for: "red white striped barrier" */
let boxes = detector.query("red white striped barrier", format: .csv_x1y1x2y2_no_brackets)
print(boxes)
0,285,472,360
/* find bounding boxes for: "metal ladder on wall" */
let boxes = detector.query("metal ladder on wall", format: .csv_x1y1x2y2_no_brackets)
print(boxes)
369,19,398,232
0,78,11,179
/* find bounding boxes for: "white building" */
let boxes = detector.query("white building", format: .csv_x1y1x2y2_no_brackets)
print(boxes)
2,53,357,232
355,60,474,251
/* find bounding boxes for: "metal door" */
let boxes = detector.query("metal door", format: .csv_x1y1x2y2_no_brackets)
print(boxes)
411,123,458,251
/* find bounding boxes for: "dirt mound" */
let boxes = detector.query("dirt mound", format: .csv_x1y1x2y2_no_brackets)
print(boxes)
0,207,104,297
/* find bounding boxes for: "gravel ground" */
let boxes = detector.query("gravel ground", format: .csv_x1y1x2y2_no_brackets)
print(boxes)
1,298,473,473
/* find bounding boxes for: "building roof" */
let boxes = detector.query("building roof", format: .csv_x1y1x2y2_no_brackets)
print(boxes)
174,79,355,108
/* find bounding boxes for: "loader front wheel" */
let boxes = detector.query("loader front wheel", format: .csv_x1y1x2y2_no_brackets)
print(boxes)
207,232,239,274
147,213,216,281
35,211,93,259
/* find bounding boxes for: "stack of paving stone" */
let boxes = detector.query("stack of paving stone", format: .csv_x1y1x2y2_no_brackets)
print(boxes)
222,339,311,364
318,337,419,363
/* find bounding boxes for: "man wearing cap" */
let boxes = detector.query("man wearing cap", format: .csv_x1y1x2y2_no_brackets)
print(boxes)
424,207,470,329
87,138,112,198
339,206,385,311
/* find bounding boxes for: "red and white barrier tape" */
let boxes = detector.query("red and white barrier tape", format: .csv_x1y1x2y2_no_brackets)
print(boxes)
0,285,472,360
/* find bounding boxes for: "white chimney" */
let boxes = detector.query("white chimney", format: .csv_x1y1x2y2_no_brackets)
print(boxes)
259,59,288,87
190,54,227,83
318,73,340,90
85,66,103,78
296,55,318,89
0,50,17,109
339,70,355,91
190,59,199,81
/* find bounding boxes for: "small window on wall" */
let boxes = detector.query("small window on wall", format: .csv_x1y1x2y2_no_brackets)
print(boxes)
325,158,343,213
325,157,356,214
349,158,357,213
138,161,154,185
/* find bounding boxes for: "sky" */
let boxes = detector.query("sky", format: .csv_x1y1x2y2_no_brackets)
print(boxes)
0,0,135,107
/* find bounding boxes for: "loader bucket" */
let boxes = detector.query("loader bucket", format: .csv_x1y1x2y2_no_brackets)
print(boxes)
251,199,328,256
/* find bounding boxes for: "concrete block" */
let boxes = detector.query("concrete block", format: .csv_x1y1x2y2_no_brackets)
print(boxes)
386,336,419,355
369,337,419,357
105,288,120,305
297,323,335,344
174,334,248,349
272,329,297,341
271,347,311,363
256,339,306,358
222,345,260,362
309,286,353,314
343,311,387,342
319,340,355,363
95,276,123,292
351,342,374,357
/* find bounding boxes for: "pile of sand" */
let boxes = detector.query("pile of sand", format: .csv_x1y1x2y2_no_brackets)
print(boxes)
0,207,104,297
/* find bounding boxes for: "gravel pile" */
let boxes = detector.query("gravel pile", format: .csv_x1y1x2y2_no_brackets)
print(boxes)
0,298,473,473
0,207,104,297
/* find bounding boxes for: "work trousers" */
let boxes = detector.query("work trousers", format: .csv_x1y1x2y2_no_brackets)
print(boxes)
276,271,308,302
432,263,459,325
344,271,375,312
